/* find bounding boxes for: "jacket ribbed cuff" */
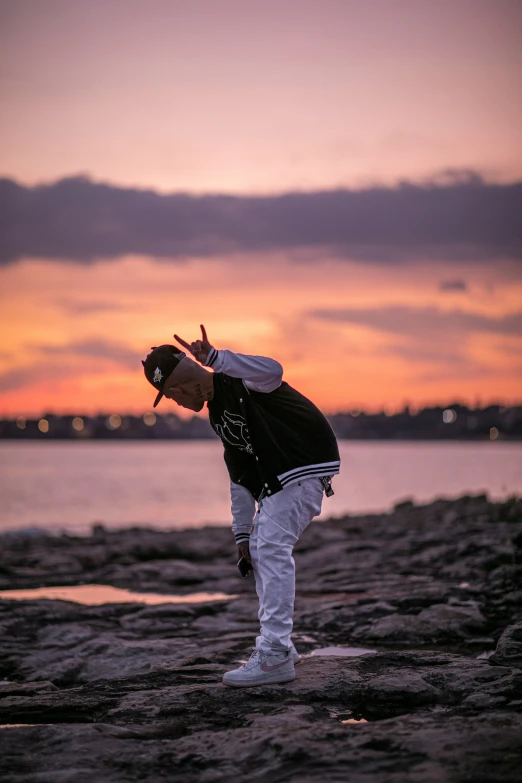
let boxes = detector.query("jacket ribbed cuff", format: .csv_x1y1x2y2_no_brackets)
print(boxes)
234,531,251,544
204,346,219,368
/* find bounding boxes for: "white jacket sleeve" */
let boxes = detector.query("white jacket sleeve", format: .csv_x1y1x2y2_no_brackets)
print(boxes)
203,347,283,393
230,480,256,543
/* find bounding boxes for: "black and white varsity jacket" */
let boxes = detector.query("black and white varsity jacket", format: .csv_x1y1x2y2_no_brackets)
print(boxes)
204,347,340,543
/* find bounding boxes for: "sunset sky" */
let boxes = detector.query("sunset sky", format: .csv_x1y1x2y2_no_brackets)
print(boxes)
0,0,521,417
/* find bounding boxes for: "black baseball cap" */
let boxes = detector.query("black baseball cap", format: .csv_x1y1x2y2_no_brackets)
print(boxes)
142,344,186,408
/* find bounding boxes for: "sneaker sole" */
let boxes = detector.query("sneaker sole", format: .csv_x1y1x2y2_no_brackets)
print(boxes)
222,672,296,688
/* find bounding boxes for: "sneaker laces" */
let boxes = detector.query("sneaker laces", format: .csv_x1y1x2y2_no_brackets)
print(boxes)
244,649,265,670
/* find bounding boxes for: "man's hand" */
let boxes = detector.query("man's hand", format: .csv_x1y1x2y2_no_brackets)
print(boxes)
174,324,214,365
237,540,252,568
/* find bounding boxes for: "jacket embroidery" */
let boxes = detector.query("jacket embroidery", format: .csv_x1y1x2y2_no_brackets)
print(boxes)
208,372,340,501
215,411,254,455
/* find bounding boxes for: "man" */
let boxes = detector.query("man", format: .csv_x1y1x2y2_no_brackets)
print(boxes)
142,325,340,687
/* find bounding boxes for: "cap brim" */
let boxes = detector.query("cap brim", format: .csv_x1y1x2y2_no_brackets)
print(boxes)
153,390,164,408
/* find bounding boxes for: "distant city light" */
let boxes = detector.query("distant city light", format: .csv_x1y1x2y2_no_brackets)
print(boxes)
143,412,156,427
16,417,26,430
443,409,457,423
72,417,84,432
490,427,499,441
38,419,49,433
107,414,121,430
350,409,360,417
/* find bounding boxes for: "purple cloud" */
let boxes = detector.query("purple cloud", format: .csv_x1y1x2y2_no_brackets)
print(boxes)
310,306,522,338
309,304,522,381
0,170,520,264
36,338,141,369
0,339,141,392
439,279,467,291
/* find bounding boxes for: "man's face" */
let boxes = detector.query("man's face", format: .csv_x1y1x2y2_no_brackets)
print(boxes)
163,378,205,412
161,358,208,412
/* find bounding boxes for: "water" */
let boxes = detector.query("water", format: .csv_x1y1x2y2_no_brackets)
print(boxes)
0,585,236,605
0,441,520,533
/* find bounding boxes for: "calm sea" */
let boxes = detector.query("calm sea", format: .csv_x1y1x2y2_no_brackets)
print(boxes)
0,441,520,534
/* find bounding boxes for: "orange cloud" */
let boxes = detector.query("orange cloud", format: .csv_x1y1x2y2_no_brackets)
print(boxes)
1,254,521,417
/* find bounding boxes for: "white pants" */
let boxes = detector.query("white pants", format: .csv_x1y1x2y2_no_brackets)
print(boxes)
249,477,325,654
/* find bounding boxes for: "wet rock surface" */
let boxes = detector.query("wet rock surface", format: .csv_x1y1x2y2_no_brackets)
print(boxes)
1,494,521,782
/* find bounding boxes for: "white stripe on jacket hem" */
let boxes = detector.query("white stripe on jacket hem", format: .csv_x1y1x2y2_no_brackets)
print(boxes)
277,461,340,484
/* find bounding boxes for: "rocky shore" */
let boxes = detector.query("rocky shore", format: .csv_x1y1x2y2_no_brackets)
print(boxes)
1,494,521,782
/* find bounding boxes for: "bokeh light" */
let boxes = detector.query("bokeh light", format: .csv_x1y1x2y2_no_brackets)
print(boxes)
107,414,121,430
490,427,499,441
143,412,156,427
38,419,49,433
443,409,457,424
72,417,84,432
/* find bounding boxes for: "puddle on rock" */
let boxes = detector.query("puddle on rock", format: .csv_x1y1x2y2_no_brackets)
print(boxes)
309,645,377,657
327,708,369,724
0,584,238,606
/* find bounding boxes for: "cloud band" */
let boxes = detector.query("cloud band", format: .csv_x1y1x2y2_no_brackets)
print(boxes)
0,171,521,264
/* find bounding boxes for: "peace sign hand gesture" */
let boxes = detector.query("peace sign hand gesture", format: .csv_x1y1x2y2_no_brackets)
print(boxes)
174,324,214,364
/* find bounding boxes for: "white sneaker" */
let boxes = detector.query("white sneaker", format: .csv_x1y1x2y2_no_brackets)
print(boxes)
290,643,301,665
223,649,295,688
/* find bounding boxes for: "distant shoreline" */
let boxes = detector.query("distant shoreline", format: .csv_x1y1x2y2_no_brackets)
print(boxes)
1,435,521,441
1,404,518,441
